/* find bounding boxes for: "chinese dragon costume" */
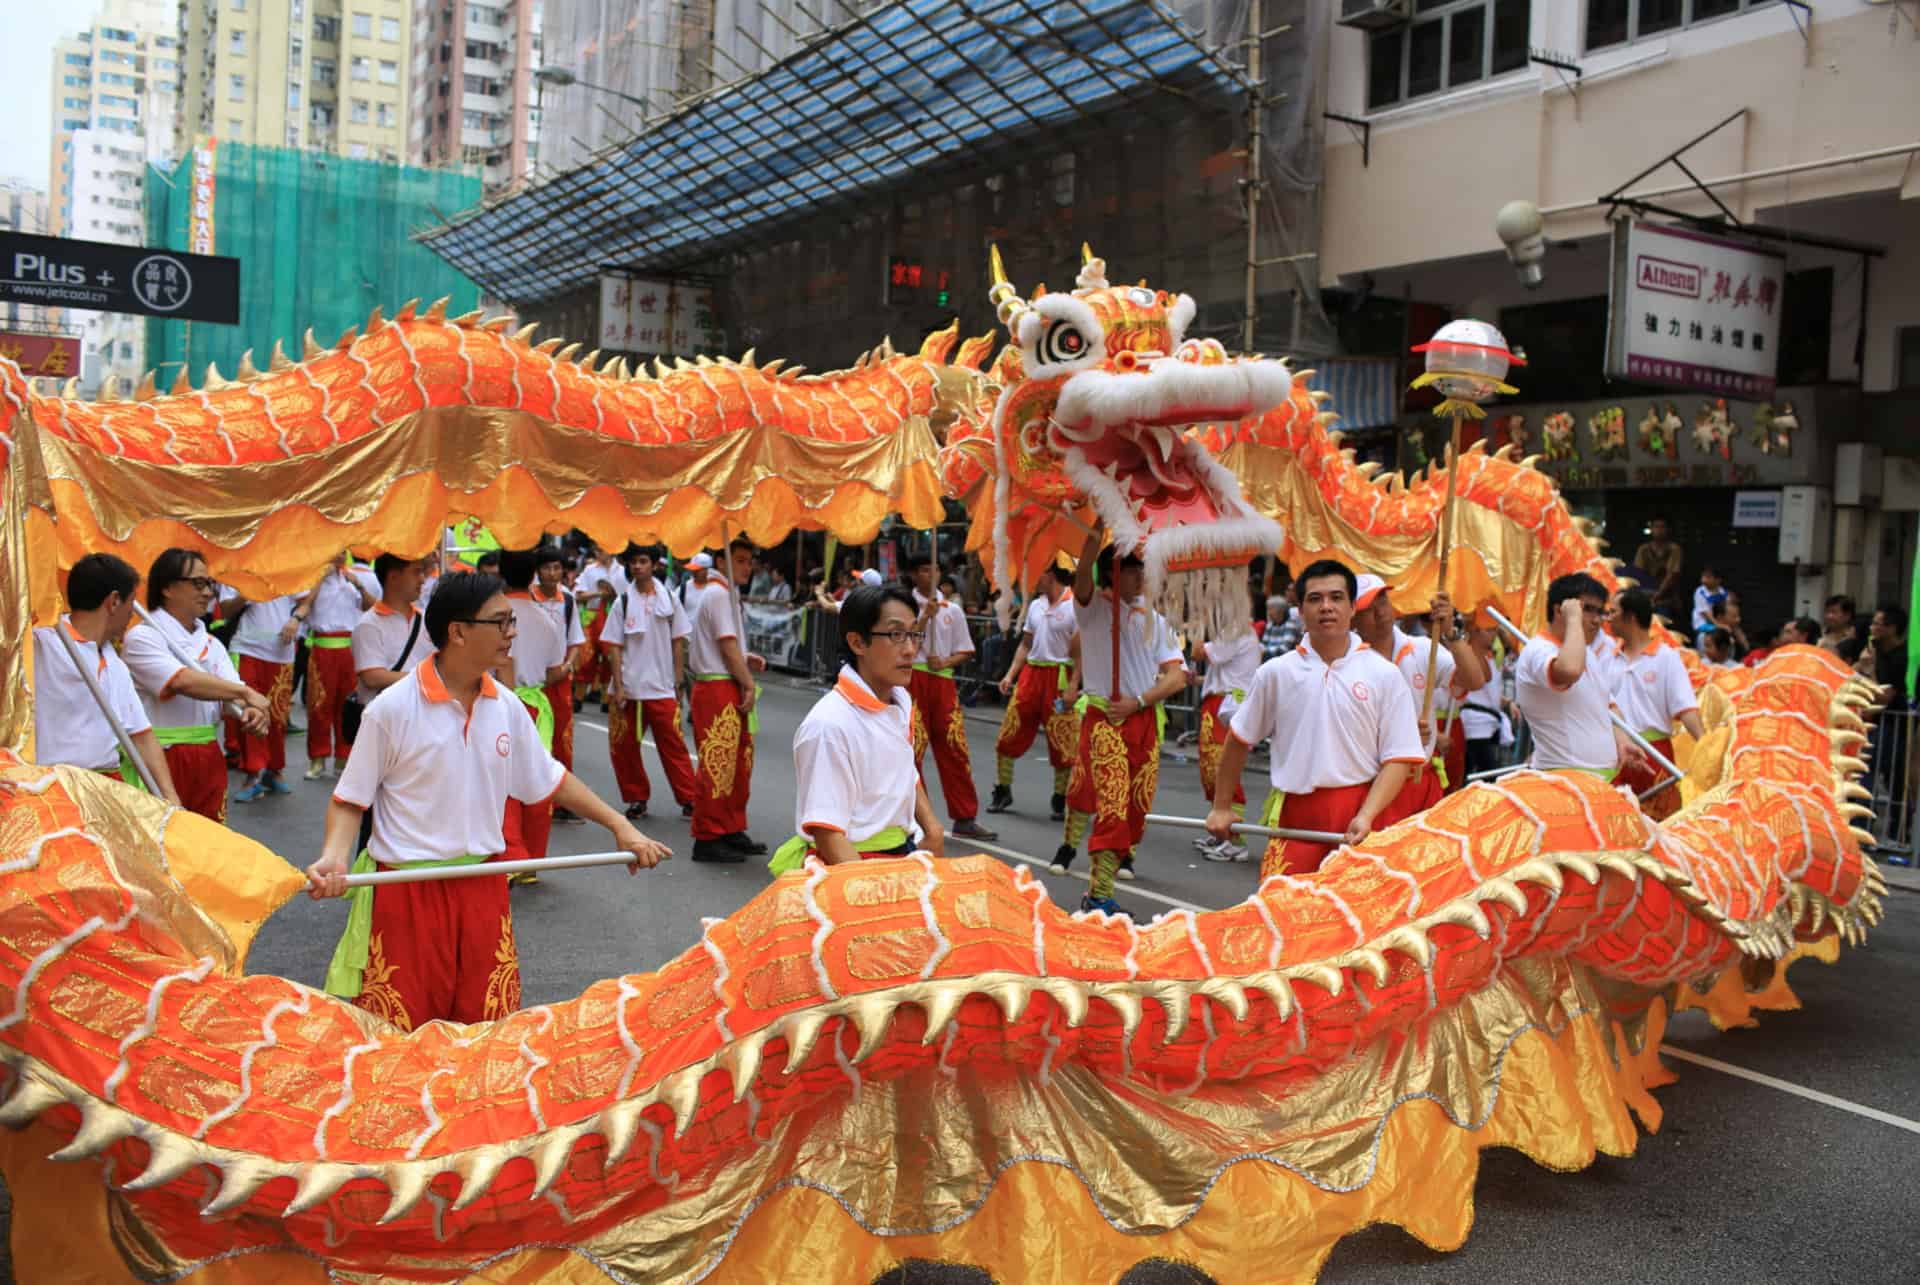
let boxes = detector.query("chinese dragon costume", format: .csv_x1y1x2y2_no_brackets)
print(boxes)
0,263,1888,1283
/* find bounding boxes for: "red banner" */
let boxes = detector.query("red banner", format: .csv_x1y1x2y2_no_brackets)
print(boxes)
0,331,80,379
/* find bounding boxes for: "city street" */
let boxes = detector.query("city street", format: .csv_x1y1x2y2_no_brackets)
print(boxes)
206,677,1920,1283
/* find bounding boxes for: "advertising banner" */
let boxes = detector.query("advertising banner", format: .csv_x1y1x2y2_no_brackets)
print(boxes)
742,601,810,673
0,231,240,324
1607,220,1785,399
597,274,726,357
0,330,81,380
190,138,217,256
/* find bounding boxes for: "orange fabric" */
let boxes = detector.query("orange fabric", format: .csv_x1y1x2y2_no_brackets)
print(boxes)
910,668,979,820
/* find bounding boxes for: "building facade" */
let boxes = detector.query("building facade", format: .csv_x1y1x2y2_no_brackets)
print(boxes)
409,0,542,194
45,0,181,392
0,180,53,334
1315,0,1920,628
178,0,414,162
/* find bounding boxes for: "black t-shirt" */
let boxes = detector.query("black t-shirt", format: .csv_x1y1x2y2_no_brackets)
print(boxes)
1875,640,1908,706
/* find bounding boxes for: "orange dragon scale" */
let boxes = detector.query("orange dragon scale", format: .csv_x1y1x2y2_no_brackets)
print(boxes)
0,273,1890,1283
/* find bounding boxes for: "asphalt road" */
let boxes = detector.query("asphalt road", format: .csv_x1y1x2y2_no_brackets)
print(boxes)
8,677,1917,1281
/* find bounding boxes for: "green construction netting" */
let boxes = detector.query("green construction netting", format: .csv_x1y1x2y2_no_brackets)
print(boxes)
145,142,484,381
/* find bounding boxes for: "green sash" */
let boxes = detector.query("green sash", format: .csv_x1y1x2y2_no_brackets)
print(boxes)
512,684,556,751
155,724,218,746
768,825,911,876
1075,691,1168,741
911,662,957,679
324,849,492,998
309,635,354,650
692,673,760,734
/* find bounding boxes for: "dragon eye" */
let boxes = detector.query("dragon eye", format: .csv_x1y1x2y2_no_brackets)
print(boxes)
1129,287,1156,307
1039,322,1090,365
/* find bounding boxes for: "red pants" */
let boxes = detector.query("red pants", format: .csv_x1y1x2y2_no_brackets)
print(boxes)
351,860,519,1031
995,663,1075,769
1198,693,1246,807
503,692,553,860
691,677,753,840
236,655,292,775
1259,782,1373,878
1619,735,1680,820
578,610,607,692
164,741,229,823
545,676,575,771
910,669,980,820
304,640,356,762
1066,706,1161,856
611,696,698,807
1375,764,1443,830
1440,719,1467,795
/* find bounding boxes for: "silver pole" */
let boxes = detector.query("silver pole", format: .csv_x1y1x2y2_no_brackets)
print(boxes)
50,621,162,794
1483,605,1684,794
341,850,658,887
1145,812,1344,845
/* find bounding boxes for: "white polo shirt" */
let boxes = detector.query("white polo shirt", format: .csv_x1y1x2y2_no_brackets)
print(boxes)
505,590,569,690
1611,637,1699,741
1391,625,1461,750
602,581,691,700
229,594,303,665
532,587,587,654
1586,629,1623,693
794,667,921,845
1229,635,1425,793
1514,634,1617,774
914,590,976,665
1201,632,1264,719
351,602,433,701
333,658,566,865
1025,593,1077,664
687,578,743,677
308,569,372,634
32,620,152,771
122,611,241,729
1074,592,1184,703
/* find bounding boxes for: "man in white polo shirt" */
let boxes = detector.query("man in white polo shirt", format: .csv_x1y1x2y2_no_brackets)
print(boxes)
905,554,995,841
1607,586,1704,818
773,584,945,872
1207,558,1425,877
1191,624,1265,863
1513,572,1647,780
601,544,698,822
303,553,378,779
686,552,769,863
307,570,669,1030
32,553,179,803
499,546,574,874
351,554,434,703
990,562,1079,821
228,583,316,803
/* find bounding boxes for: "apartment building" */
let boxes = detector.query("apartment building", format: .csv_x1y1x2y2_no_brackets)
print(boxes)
1316,0,1920,625
0,180,53,333
46,0,182,391
410,0,542,194
178,0,413,161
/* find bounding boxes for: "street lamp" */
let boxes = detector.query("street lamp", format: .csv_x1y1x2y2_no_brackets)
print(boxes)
532,65,653,113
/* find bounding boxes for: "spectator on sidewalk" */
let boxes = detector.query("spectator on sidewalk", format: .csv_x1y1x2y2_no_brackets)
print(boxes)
1632,516,1685,621
1690,566,1726,650
1821,595,1865,655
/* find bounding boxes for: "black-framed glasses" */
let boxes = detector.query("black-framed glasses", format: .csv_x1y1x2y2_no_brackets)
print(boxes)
868,628,925,647
184,576,217,591
460,613,518,633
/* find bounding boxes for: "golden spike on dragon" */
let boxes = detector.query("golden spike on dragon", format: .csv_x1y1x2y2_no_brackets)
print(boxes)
0,257,1890,1283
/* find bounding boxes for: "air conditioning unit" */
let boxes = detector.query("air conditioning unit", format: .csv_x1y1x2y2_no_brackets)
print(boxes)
1338,0,1412,30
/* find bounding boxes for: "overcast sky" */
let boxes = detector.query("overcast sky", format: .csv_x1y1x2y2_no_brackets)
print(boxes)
1,3,108,190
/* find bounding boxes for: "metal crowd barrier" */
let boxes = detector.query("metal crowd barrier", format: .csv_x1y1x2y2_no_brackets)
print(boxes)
1865,705,1915,865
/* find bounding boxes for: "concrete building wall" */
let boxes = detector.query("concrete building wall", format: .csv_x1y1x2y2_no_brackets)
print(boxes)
411,0,538,194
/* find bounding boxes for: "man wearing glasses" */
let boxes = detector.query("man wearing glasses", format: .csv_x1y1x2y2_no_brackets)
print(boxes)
1513,573,1647,780
307,570,670,1030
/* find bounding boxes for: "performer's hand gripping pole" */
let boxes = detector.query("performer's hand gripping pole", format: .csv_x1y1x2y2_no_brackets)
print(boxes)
341,851,665,887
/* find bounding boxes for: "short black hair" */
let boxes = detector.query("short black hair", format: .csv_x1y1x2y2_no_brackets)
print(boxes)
624,543,665,565
1877,605,1908,634
840,585,918,662
1093,545,1145,584
535,544,565,570
902,554,931,573
1835,635,1865,665
1826,594,1856,616
1615,587,1654,629
1789,616,1821,643
1547,572,1607,614
1295,557,1357,602
68,553,138,612
372,552,411,588
1706,627,1732,652
425,571,506,649
728,537,754,557
475,550,502,572
146,547,205,609
499,548,540,590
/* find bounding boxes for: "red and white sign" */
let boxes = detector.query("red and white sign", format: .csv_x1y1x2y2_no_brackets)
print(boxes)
597,275,726,358
189,139,218,256
0,331,81,379
1607,220,1785,400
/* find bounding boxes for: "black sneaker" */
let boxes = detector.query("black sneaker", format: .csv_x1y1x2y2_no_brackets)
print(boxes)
553,807,584,825
1048,845,1076,875
624,802,647,821
692,838,747,863
723,831,769,855
1078,893,1129,919
1049,793,1066,822
986,784,1014,813
1116,855,1137,882
950,817,998,841
680,802,695,819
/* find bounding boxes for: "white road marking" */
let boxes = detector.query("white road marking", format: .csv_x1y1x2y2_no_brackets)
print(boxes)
1658,1045,1920,1135
577,718,697,765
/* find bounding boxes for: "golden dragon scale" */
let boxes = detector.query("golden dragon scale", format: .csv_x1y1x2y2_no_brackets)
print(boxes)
0,290,1890,1282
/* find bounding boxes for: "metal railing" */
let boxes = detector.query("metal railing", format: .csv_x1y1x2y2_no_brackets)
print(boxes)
1865,705,1915,866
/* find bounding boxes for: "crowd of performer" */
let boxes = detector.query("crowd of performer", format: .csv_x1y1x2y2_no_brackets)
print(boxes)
33,520,1883,1028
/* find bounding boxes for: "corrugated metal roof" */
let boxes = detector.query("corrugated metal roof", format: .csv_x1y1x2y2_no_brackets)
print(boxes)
419,0,1245,304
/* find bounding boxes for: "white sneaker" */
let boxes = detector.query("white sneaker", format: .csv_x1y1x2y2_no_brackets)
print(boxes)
1212,841,1251,863
303,760,327,781
1191,835,1219,852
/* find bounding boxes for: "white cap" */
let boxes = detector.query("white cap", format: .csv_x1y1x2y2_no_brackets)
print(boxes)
858,568,883,587
1353,573,1387,611
688,552,714,571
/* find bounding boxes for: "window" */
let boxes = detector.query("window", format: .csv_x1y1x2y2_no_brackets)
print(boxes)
1367,0,1530,110
351,98,369,123
65,53,89,66
379,60,398,84
1587,0,1775,52
349,142,369,158
288,84,302,109
464,40,502,59
229,75,246,101
351,56,370,80
315,16,339,41
314,57,336,85
463,74,495,94
230,30,247,55
352,13,372,38
312,102,334,126
381,17,400,41
232,0,247,9
376,102,394,126
462,110,486,129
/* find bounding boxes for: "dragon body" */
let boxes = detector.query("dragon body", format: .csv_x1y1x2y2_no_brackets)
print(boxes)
0,280,1890,1283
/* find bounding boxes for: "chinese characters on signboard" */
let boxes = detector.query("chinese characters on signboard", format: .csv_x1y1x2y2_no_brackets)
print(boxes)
1606,220,1784,399
190,138,217,257
0,331,81,379
597,275,726,358
0,231,238,323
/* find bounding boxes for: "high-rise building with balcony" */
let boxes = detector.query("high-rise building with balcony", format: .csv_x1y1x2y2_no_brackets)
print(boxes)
410,0,542,194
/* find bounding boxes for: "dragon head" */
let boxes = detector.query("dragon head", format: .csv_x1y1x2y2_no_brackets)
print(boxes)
981,246,1288,639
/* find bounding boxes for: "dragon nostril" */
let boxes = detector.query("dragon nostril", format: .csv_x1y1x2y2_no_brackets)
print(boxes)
1113,351,1139,372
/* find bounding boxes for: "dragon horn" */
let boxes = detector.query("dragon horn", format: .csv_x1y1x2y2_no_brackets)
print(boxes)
1077,242,1109,292
987,244,1029,333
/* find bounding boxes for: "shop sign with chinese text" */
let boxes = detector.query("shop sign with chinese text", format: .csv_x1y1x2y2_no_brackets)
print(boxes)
1606,221,1784,399
0,331,81,380
597,275,726,358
